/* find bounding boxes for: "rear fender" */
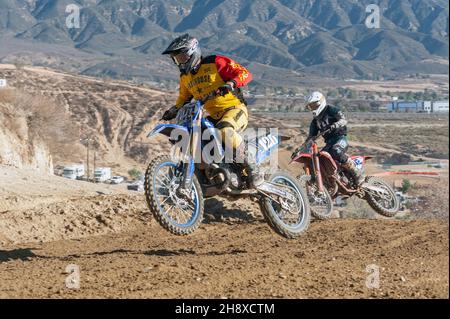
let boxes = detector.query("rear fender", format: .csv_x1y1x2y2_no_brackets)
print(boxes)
292,152,312,163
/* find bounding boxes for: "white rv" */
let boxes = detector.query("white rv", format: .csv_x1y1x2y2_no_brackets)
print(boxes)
63,164,85,180
94,167,112,183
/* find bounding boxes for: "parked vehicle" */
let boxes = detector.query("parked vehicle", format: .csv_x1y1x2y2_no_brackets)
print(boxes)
291,131,399,219
63,164,85,180
94,167,112,183
128,175,144,191
110,176,124,184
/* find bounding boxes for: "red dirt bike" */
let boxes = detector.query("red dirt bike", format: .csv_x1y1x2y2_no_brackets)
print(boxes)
290,131,399,219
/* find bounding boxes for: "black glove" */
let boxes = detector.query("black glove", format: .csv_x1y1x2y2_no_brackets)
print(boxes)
291,148,301,160
216,83,234,97
329,123,339,131
162,106,179,121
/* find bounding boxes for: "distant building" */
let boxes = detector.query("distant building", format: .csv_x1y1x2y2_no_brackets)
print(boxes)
386,101,421,112
432,101,449,113
0,79,6,88
386,100,449,113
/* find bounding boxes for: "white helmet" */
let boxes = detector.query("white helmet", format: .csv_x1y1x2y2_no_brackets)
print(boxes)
306,91,327,117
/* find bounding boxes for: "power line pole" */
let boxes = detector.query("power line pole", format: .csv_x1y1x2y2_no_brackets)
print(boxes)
81,136,94,182
93,150,96,183
87,138,90,182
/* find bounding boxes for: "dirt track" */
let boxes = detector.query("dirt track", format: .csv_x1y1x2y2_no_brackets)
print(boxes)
0,216,448,299
0,159,449,299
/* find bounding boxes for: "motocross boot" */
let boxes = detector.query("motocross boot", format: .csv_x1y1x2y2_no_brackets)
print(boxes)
341,158,365,187
235,143,264,188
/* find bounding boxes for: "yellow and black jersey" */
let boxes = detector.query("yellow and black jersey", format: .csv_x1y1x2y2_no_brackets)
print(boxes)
175,55,253,117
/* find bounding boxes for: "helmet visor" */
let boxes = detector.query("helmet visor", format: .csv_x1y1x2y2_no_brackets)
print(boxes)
171,51,190,65
307,101,321,111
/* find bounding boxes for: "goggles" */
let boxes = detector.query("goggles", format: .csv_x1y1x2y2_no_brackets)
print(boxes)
307,100,321,111
171,51,190,65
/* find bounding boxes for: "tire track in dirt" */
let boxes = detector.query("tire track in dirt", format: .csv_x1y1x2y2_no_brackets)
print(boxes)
0,217,447,298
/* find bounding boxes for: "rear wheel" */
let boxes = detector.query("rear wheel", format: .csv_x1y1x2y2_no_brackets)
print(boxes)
364,176,399,217
144,156,204,235
261,171,310,238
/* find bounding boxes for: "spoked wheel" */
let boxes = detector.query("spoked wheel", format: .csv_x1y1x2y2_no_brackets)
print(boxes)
305,183,334,220
144,156,204,235
261,171,311,238
363,176,399,217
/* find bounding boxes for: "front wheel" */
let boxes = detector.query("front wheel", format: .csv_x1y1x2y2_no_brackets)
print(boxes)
306,183,334,220
144,155,204,235
364,176,399,217
260,171,311,238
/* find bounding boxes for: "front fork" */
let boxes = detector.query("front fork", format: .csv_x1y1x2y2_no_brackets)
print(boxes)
310,144,324,192
180,109,202,191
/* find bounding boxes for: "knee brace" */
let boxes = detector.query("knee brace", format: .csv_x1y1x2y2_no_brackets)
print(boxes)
330,145,348,164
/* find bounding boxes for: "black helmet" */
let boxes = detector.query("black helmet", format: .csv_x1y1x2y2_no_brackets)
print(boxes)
162,34,202,75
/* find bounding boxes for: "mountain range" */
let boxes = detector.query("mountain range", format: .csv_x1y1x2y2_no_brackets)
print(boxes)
0,0,448,89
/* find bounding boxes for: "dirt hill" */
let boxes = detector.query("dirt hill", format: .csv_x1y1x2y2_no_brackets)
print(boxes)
0,64,177,175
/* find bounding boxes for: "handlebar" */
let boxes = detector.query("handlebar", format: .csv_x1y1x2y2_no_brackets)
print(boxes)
310,128,331,141
290,128,331,161
160,88,240,122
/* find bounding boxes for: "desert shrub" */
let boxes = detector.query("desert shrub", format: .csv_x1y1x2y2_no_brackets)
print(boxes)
404,201,414,209
128,168,142,179
401,179,411,193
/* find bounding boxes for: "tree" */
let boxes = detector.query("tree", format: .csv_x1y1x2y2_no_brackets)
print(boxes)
347,89,357,99
405,91,415,101
431,91,438,100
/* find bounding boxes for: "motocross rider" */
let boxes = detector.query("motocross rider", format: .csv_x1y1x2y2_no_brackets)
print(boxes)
161,33,263,187
304,91,364,186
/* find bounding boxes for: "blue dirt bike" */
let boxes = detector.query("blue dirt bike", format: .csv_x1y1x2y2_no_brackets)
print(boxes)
144,92,310,238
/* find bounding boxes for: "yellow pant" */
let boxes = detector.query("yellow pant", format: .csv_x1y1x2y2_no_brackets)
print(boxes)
207,104,248,149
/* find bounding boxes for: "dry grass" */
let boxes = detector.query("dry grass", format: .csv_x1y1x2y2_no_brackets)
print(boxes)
0,88,81,160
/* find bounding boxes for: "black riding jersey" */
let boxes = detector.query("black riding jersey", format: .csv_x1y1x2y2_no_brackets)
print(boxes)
308,105,348,145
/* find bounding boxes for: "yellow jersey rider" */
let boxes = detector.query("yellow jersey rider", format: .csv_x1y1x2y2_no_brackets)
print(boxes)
161,33,262,186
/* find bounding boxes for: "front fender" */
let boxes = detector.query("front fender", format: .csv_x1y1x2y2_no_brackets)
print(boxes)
147,124,189,138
